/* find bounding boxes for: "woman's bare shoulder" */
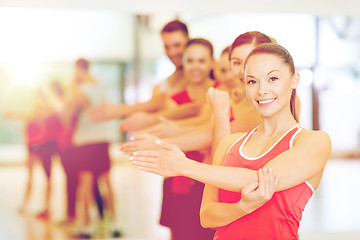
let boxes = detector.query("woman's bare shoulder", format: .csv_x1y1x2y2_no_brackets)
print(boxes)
219,132,247,149
293,128,331,150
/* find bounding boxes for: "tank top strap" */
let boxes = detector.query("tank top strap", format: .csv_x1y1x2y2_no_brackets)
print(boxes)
277,124,301,147
263,124,301,154
237,124,301,161
226,127,258,155
289,125,304,148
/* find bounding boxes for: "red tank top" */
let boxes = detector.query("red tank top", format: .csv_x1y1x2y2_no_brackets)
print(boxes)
26,121,45,147
215,125,313,240
44,113,62,142
170,89,205,194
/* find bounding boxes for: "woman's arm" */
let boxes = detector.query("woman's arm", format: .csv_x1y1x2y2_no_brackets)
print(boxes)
88,85,165,121
165,125,213,152
170,104,212,127
131,130,331,192
119,101,203,133
200,168,279,228
136,111,212,139
131,133,257,191
207,88,232,158
120,125,212,154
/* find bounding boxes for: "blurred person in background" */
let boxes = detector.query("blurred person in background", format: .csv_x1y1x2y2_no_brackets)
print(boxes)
5,88,61,220
120,34,266,167
89,20,197,131
57,58,120,238
138,45,246,141
122,38,217,240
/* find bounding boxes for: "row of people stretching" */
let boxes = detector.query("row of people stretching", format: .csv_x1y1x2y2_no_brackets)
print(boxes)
90,20,331,240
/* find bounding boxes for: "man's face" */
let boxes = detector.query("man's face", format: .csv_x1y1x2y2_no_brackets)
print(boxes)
162,30,188,68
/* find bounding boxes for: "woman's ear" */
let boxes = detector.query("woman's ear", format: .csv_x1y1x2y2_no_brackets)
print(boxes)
291,72,300,89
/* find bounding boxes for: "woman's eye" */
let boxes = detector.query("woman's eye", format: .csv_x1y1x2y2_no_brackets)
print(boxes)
269,77,278,81
247,80,257,85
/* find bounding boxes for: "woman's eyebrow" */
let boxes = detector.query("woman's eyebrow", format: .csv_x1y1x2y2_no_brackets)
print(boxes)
267,70,280,75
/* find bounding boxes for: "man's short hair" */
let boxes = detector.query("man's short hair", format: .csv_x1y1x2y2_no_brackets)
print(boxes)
161,20,188,37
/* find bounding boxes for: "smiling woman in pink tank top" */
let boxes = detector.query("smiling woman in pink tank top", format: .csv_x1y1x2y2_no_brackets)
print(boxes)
131,43,331,240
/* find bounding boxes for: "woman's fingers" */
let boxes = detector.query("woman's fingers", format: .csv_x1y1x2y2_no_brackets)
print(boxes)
119,142,140,151
257,168,265,195
264,168,271,199
242,181,259,194
129,133,153,141
130,155,155,163
130,156,157,167
156,140,178,152
133,163,159,175
133,150,158,158
261,168,280,200
275,174,280,186
256,168,279,200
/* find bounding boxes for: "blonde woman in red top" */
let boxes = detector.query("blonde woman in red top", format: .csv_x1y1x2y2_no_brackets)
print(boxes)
130,43,331,239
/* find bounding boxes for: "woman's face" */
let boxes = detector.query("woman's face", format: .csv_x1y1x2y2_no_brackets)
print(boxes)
183,44,213,85
230,44,255,84
244,53,298,118
215,52,238,88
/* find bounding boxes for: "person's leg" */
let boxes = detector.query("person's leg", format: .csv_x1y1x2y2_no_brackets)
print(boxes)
37,146,53,220
89,143,109,221
93,180,104,220
98,171,121,237
59,148,78,223
19,152,37,213
99,172,114,220
75,170,94,237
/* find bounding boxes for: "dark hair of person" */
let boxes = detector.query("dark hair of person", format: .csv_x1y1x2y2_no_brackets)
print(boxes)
221,46,231,56
229,31,272,59
76,58,89,71
185,38,213,57
161,20,189,37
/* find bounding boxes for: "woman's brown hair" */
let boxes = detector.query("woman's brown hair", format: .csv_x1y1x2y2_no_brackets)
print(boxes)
229,31,272,60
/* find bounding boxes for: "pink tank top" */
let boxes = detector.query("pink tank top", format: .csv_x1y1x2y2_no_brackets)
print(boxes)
170,89,205,194
170,85,234,193
26,121,45,147
215,125,313,240
44,113,62,142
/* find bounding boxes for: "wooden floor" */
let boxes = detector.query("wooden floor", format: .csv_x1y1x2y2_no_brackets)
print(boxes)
1,156,360,240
